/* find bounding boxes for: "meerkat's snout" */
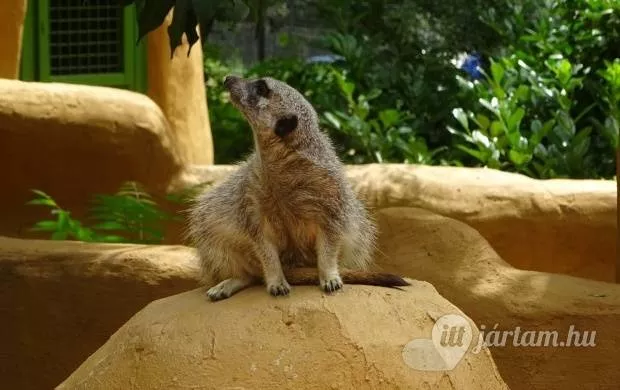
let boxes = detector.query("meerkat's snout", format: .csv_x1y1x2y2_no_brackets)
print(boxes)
223,74,241,89
223,74,251,110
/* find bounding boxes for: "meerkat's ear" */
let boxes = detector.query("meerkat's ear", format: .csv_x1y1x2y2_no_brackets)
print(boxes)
274,114,298,138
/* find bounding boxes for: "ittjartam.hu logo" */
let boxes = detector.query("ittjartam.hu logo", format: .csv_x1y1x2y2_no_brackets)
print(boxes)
402,313,597,371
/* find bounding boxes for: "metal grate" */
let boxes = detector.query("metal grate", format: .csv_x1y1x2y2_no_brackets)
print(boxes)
49,0,124,75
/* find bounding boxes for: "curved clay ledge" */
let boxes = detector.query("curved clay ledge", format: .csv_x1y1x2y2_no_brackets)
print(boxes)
176,164,617,282
0,79,184,239
2,207,619,390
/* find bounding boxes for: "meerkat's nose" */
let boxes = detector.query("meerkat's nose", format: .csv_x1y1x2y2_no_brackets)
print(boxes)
223,75,240,89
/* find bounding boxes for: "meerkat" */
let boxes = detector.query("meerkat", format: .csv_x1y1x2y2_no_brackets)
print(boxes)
186,75,410,301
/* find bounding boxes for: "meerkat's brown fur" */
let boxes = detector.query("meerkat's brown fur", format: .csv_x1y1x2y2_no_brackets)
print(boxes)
186,75,409,301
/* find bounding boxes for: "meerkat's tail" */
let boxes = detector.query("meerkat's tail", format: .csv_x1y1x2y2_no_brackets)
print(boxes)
283,268,411,288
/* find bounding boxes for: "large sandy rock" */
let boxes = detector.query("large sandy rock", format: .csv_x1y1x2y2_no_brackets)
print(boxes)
0,79,184,237
0,237,199,390
375,208,620,390
56,284,507,390
178,164,617,282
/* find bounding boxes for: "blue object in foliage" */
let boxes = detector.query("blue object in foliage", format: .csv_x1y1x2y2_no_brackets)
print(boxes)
305,54,345,64
461,52,483,79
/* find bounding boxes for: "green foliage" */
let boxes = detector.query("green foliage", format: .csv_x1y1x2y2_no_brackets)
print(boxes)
449,0,619,179
320,70,447,164
205,55,448,165
27,181,212,244
204,56,253,164
198,0,616,179
448,58,597,178
88,182,176,244
305,0,515,149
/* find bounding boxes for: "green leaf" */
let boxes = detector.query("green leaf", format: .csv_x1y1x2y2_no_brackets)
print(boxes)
378,109,401,128
570,127,592,157
30,189,52,199
474,114,490,132
490,120,504,137
456,144,485,162
366,88,382,101
490,61,505,84
74,228,95,242
30,220,58,232
471,130,491,148
479,99,499,116
507,108,525,133
452,108,469,131
555,111,576,141
508,150,532,166
57,211,69,232
514,85,530,101
529,119,552,147
323,112,341,130
26,198,57,207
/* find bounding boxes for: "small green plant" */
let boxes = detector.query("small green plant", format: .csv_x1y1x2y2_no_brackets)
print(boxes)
27,190,104,242
88,181,177,244
27,181,212,244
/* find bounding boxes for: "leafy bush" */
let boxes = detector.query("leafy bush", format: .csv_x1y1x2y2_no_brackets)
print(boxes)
319,70,448,164
27,181,211,244
202,0,616,179
449,0,619,179
205,54,448,165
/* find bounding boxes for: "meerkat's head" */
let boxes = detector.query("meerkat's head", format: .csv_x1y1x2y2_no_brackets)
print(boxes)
223,75,318,139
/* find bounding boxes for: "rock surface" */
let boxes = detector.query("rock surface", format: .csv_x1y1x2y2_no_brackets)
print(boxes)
178,164,617,282
0,79,184,238
0,237,199,390
3,207,619,390
56,284,507,390
375,207,620,390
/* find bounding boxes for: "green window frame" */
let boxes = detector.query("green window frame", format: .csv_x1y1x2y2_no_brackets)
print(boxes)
20,0,147,93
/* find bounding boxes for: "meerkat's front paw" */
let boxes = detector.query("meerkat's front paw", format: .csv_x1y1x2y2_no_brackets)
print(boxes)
207,285,232,301
267,278,291,297
321,274,343,293
207,278,249,301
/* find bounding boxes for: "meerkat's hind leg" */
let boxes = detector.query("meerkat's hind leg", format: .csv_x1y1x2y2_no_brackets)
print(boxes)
207,277,254,301
315,229,343,293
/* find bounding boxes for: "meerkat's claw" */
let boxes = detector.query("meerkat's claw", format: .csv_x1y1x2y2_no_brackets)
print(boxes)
267,280,291,297
321,275,343,293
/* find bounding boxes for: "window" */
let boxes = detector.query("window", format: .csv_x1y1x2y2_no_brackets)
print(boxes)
20,0,146,92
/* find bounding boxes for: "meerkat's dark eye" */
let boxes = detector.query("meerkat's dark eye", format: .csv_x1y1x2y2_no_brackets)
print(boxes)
254,79,271,98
